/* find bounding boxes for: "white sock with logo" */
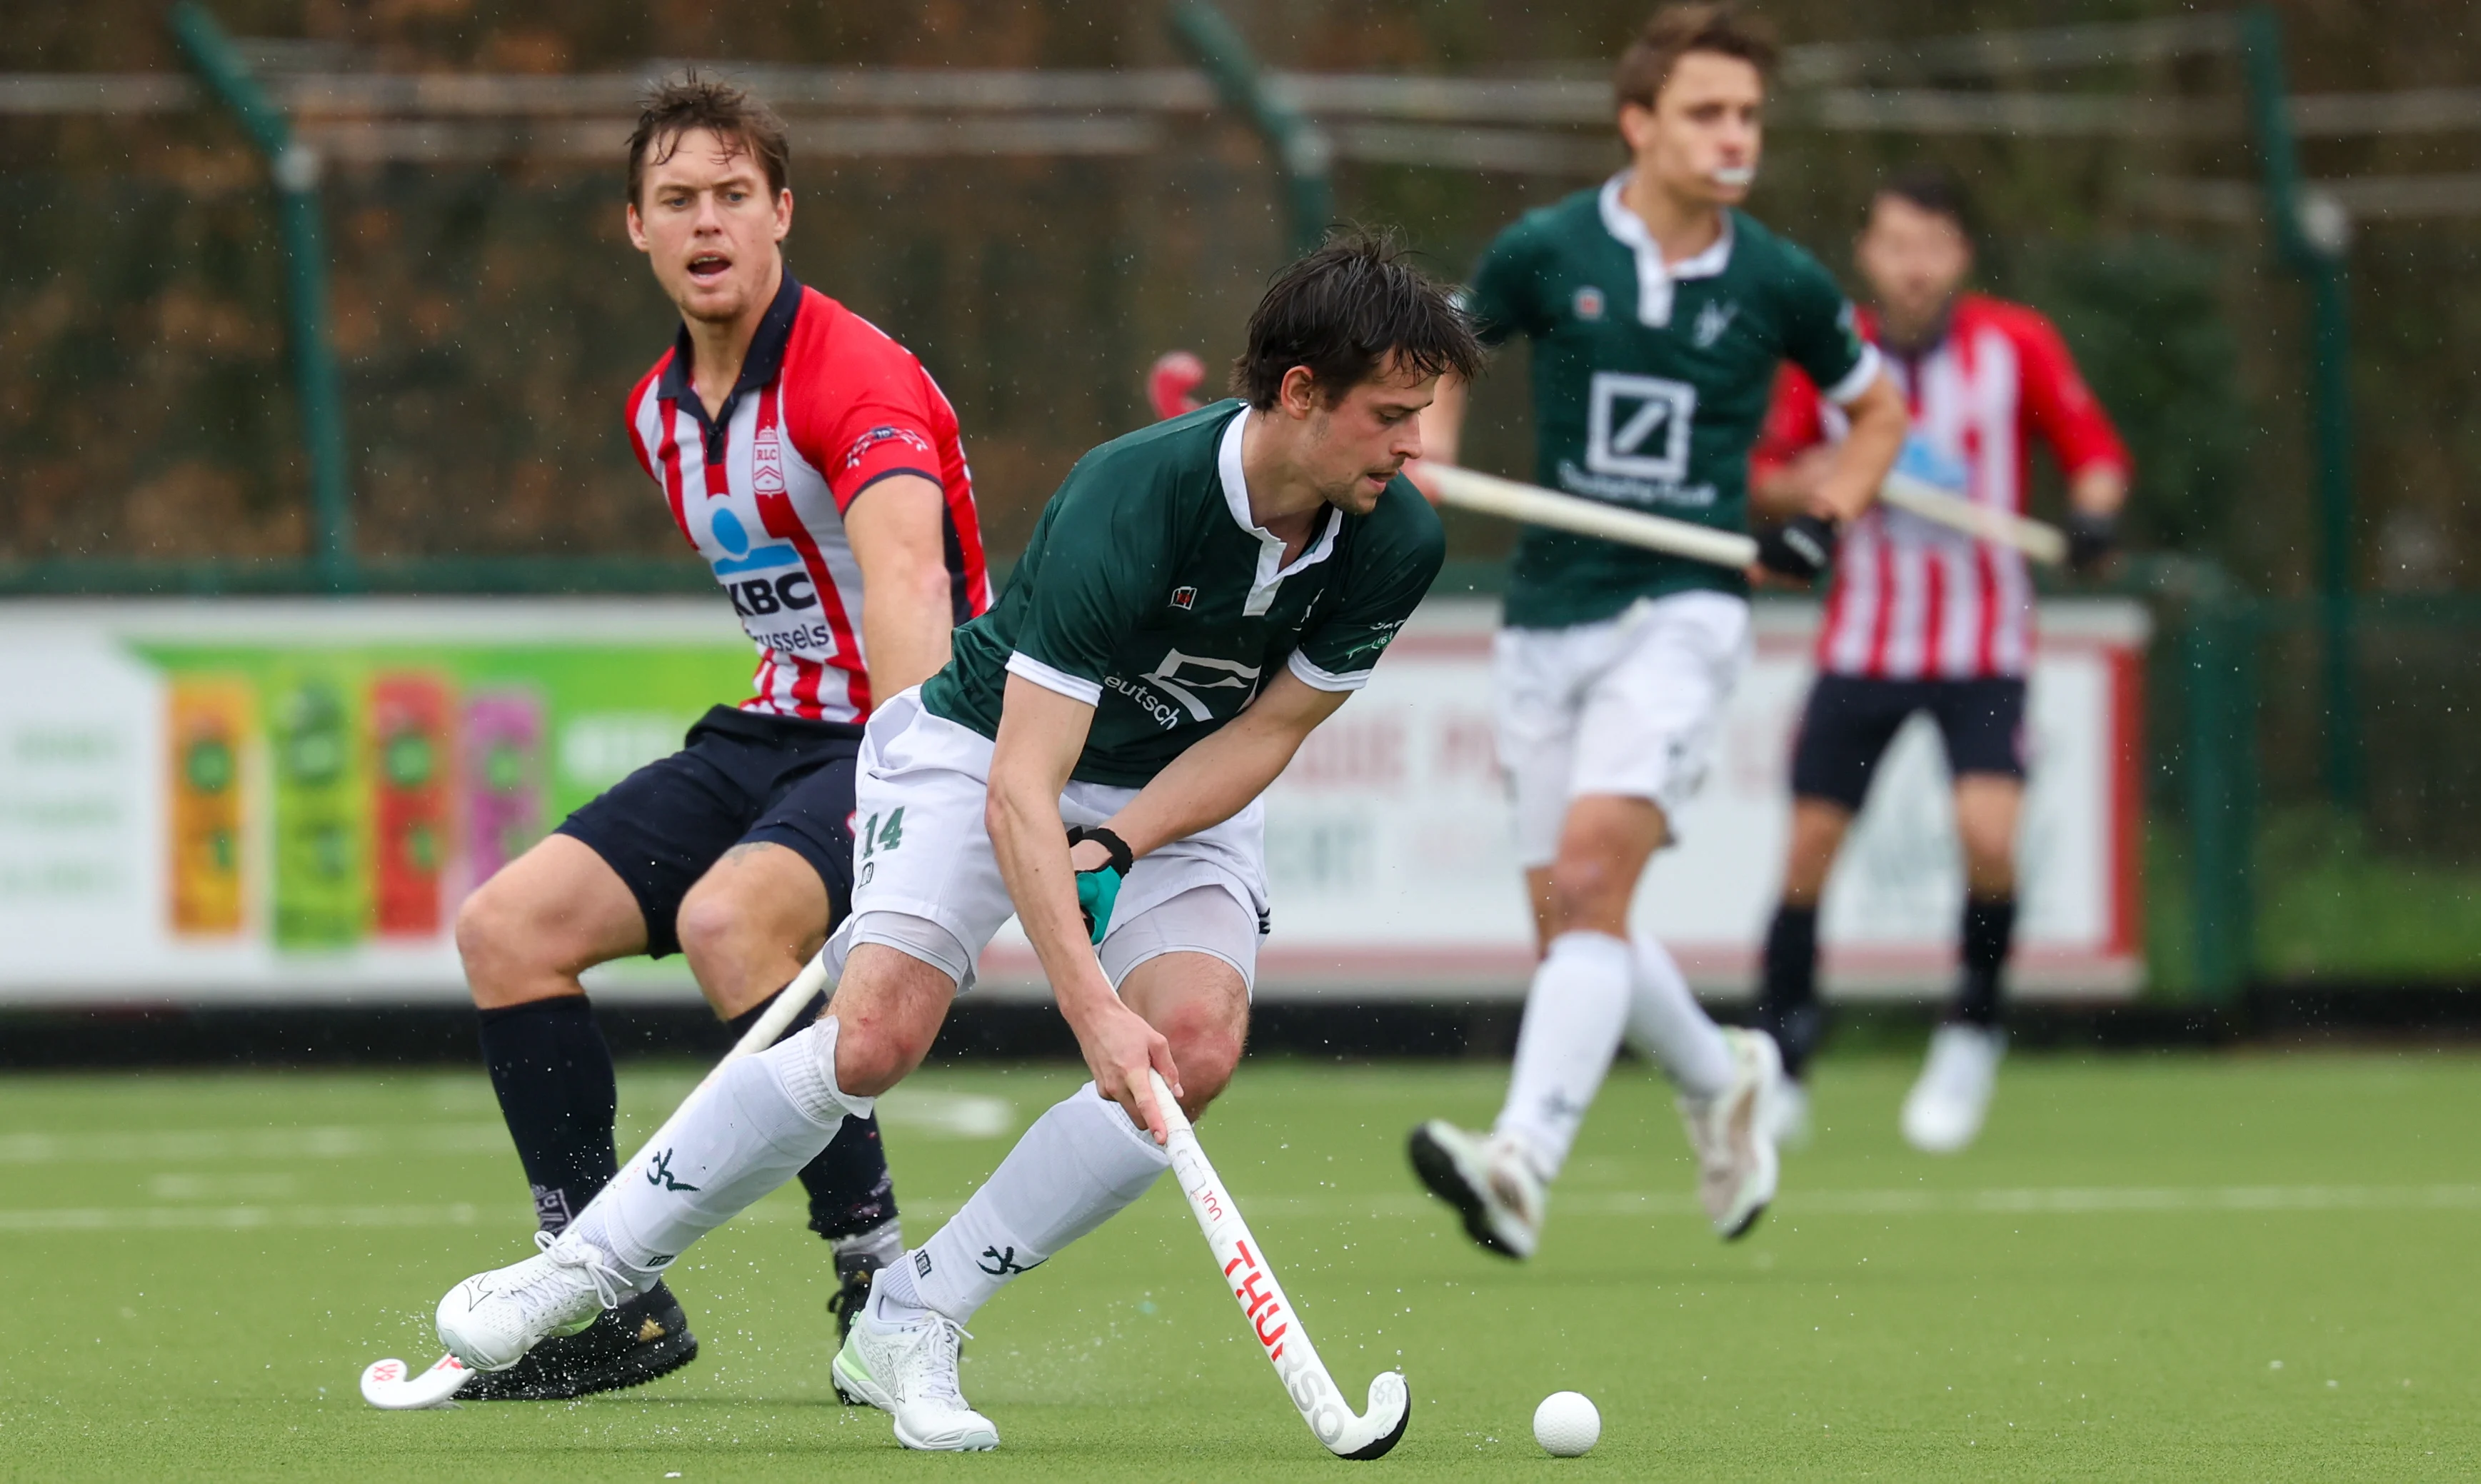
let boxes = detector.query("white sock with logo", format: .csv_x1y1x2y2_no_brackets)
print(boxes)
901,1082,1169,1325
1625,933,1736,1101
1493,931,1632,1181
568,1018,871,1288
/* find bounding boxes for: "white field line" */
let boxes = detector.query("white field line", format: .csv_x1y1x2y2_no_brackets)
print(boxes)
0,1125,511,1164
0,1203,485,1233
4,1183,2477,1236
0,1093,1019,1168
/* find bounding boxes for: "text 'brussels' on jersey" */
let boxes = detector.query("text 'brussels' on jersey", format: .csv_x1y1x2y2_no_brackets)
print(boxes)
627,272,994,724
1753,294,2131,680
920,400,1445,788
1461,174,1882,630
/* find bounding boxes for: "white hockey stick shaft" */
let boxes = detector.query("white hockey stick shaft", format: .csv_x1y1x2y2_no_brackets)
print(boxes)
1424,460,2068,568
1878,470,2068,565
361,952,832,1411
1420,462,1760,570
1148,1072,1410,1460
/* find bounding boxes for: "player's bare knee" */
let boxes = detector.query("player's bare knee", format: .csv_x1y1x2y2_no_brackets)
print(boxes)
1544,849,1631,931
828,1013,928,1098
826,948,953,1096
1963,848,2015,898
455,883,544,1006
673,888,754,976
1163,1009,1246,1118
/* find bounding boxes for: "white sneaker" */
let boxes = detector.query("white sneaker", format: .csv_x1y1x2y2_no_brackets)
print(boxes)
1678,1028,1783,1240
1408,1120,1545,1260
831,1285,998,1451
1770,1078,1814,1150
435,1231,627,1372
1903,1024,2005,1153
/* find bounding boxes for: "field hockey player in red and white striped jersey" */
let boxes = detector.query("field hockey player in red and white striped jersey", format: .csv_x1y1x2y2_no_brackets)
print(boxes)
1749,164,2131,1153
449,74,990,1400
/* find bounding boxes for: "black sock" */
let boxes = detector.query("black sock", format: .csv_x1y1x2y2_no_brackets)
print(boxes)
725,990,901,1246
478,996,617,1234
1758,903,1829,1079
1955,896,2017,1028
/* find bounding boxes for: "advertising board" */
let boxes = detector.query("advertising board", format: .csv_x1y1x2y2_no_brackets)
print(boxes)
0,597,2144,1005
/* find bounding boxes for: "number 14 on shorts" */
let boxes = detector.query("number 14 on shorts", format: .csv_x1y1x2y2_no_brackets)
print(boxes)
860,807,906,858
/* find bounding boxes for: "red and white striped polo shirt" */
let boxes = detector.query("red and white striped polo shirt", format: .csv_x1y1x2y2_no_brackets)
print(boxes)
1755,294,2129,680
627,273,992,723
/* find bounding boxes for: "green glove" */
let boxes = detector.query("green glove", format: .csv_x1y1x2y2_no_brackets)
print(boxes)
1066,825,1134,946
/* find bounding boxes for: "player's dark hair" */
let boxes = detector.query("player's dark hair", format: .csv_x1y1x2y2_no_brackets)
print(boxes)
1231,231,1483,411
1873,164,1977,240
627,73,791,207
1615,4,1780,111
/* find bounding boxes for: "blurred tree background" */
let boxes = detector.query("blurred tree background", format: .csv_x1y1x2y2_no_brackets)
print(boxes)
7,0,2481,988
0,0,2475,596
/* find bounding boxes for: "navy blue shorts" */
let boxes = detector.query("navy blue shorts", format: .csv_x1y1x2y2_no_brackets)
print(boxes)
1789,674,2027,813
557,705,861,958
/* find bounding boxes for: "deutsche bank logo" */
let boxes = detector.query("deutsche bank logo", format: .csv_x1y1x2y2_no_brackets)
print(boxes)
1585,372,1696,483
1143,648,1260,723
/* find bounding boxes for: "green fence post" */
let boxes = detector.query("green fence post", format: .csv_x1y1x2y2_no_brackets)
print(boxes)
168,1,356,593
1167,0,1335,259
2184,598,2260,1001
2239,4,2357,807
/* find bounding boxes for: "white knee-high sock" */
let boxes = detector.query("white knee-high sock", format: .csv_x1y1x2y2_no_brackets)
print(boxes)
1625,933,1735,1101
568,1018,871,1288
902,1082,1169,1324
1493,930,1632,1180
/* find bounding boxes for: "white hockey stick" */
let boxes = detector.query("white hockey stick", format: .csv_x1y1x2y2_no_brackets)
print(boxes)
1149,1071,1410,1460
1878,469,2068,565
359,953,832,1411
1425,461,2068,568
1420,461,1759,569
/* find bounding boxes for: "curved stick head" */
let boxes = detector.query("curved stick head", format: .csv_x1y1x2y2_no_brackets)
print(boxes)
1330,1370,1410,1460
359,1353,468,1410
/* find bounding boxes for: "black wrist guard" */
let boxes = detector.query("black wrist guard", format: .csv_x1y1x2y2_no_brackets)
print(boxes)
1063,825,1133,878
2066,511,2118,574
1757,512,1840,581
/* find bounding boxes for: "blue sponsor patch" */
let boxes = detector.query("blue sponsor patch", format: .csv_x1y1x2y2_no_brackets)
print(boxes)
707,506,801,576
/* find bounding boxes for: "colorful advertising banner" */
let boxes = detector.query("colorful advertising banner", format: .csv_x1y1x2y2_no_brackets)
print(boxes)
0,597,2144,1006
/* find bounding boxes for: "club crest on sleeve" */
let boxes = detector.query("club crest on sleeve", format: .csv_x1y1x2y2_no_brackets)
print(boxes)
1170,586,1198,611
841,424,933,471
1572,286,1605,322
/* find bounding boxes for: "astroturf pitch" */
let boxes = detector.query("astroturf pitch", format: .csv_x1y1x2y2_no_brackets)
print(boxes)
2,1051,2475,1480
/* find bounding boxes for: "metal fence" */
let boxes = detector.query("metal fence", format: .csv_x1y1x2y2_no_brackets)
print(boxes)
2151,579,2481,999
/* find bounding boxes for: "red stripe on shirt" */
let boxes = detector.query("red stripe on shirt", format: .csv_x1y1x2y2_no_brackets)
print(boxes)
654,400,693,553
1864,531,1898,680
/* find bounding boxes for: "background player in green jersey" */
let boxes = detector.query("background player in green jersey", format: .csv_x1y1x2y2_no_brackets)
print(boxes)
426,236,1481,1451
1408,5,1909,1260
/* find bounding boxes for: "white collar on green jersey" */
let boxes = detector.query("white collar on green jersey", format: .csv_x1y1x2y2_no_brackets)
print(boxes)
1218,407,1343,618
1597,172,1735,331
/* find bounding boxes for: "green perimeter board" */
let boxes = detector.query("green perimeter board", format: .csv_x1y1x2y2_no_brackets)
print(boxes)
1,1053,2475,1480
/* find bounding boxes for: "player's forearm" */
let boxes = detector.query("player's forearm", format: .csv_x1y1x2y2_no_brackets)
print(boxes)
2069,466,2129,518
1102,672,1344,858
861,564,953,699
1812,373,1908,523
1752,446,1835,521
986,768,1119,1018
986,676,1117,1019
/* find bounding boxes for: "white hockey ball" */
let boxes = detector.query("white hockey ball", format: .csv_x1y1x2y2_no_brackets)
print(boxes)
1533,1390,1600,1456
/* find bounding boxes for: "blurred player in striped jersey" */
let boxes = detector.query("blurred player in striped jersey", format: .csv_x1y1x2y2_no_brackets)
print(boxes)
451,75,990,1398
1750,166,2130,1153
